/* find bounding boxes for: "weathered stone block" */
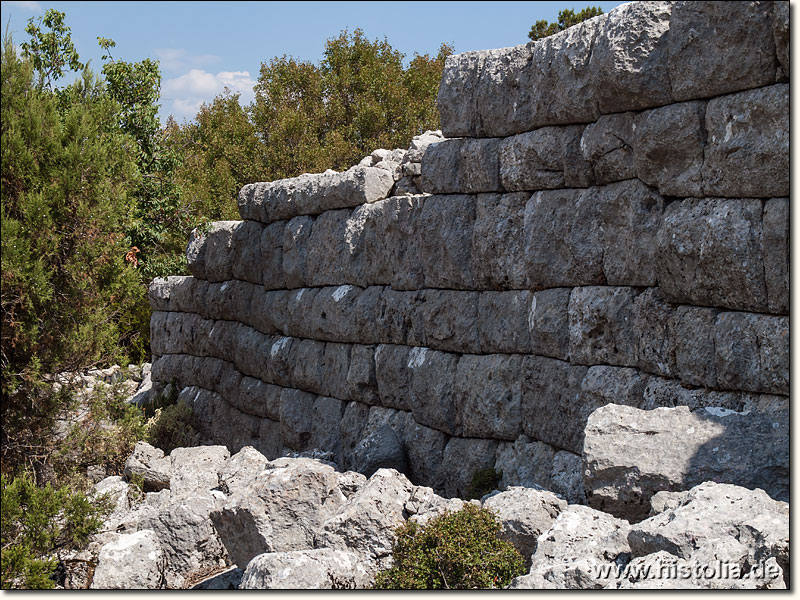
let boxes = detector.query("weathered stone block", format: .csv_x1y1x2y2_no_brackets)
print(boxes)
525,188,605,289
672,306,719,388
408,348,461,437
580,112,636,184
527,288,570,360
668,1,777,102
321,342,352,401
229,220,264,285
281,287,318,340
352,285,383,344
346,344,379,405
441,437,498,498
374,344,412,411
499,126,588,191
522,356,588,455
308,285,361,343
420,138,501,194
478,291,533,354
310,396,345,461
589,1,673,113
568,286,639,367
456,354,523,440
421,290,480,354
205,280,255,323
279,388,317,451
420,194,477,289
471,193,528,290
436,49,487,138
375,289,426,346
305,209,361,287
403,416,448,492
632,288,676,378
657,198,768,312
204,320,244,365
282,215,314,289
192,221,240,282
267,336,298,388
774,1,789,78
550,451,584,505
633,101,706,197
148,276,201,313
715,312,789,395
233,327,272,382
292,339,327,395
383,195,426,290
235,377,282,421
261,221,287,290
763,198,789,314
494,435,554,491
256,418,284,460
256,290,290,336
703,84,789,198
345,201,390,287
339,401,370,472
641,376,757,412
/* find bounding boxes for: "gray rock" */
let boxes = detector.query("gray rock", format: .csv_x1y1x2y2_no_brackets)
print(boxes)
374,289,426,346
169,445,230,496
345,344,379,405
632,288,676,378
583,404,789,522
494,435,554,491
309,286,361,343
550,450,585,505
420,194,477,289
374,344,412,411
404,485,467,526
499,125,586,191
762,197,789,314
230,220,264,285
402,417,448,492
408,348,460,436
240,548,375,589
279,388,317,451
309,396,345,461
472,192,528,289
456,354,523,440
191,567,244,590
281,215,314,289
589,1,673,113
483,487,567,566
123,442,171,492
352,423,407,478
421,290,479,353
420,138,501,194
568,286,639,367
657,198,768,312
90,530,165,589
338,401,370,473
291,339,326,395
773,1,789,78
703,84,789,198
528,287,571,360
436,49,490,138
260,220,287,290
218,446,271,495
633,101,705,197
478,291,532,353
671,306,719,388
648,490,689,517
188,221,239,282
321,342,352,400
440,437,498,498
304,209,357,287
382,195,426,290
580,112,636,184
668,1,777,102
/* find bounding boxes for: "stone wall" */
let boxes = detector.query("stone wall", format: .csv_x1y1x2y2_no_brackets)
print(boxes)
149,1,789,500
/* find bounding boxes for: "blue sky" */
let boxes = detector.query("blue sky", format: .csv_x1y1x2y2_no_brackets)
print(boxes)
2,0,625,123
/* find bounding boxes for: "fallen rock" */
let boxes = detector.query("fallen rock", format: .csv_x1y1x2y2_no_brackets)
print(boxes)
123,442,171,492
169,445,230,496
90,530,165,589
239,548,375,589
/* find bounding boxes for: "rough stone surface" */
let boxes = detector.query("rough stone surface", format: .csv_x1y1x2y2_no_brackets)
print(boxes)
90,530,165,589
472,193,528,289
568,286,638,367
124,442,171,492
240,548,375,589
580,112,636,184
762,197,789,314
456,354,522,440
419,194,476,289
352,424,407,478
420,138,501,194
440,437,498,498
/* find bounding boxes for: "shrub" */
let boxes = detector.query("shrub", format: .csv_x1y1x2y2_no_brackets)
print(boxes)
145,400,198,454
465,468,502,500
373,503,525,589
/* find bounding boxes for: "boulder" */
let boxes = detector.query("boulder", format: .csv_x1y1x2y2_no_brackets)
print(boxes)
123,442,171,492
352,423,407,478
169,445,230,496
239,548,375,589
218,446,271,495
583,404,789,522
90,530,165,589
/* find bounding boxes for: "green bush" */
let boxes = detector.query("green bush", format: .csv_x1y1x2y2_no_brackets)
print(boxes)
145,399,198,454
1,473,109,589
373,503,525,589
465,468,502,500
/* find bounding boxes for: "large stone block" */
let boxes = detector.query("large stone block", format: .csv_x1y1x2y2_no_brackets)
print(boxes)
525,188,604,289
321,343,352,401
436,49,487,138
656,198,768,312
382,195,426,290
345,201,390,287
478,291,533,354
632,288,677,378
339,401,370,472
229,220,264,285
521,356,588,455
456,354,523,440
346,344,379,405
641,375,765,413
773,1,789,78
234,377,282,421
292,339,327,395
421,290,480,354
589,1,673,113
261,220,287,290
568,286,639,367
499,126,589,192
307,285,361,343
267,336,299,388
233,327,272,382
374,289,426,346
633,101,706,197
584,405,789,521
715,312,789,395
204,320,244,365
305,209,362,287
703,84,789,198
186,221,239,282
148,276,202,313
285,287,320,340
672,306,719,388
599,180,663,286
205,280,255,323
494,435,555,491
374,344,412,411
420,195,477,289
403,416,448,492
528,288,571,361
420,138,501,194
252,290,289,336
472,193,528,289
309,396,345,461
441,437,498,499
282,215,314,289
762,198,789,314
408,348,461,436
579,112,636,185
352,285,384,344
668,1,778,102
279,388,317,451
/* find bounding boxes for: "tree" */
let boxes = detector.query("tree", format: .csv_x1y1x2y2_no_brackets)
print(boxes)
528,6,604,41
20,10,83,90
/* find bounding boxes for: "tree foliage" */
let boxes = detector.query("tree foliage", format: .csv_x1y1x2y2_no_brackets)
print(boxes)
528,6,605,41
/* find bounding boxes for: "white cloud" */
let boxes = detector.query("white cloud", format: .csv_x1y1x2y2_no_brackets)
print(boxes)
3,0,42,11
161,69,256,123
153,48,221,73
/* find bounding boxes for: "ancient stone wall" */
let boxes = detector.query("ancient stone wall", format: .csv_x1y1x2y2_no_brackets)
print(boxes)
149,0,789,500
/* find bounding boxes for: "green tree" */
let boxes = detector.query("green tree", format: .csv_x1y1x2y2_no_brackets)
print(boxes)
528,6,604,41
20,9,83,90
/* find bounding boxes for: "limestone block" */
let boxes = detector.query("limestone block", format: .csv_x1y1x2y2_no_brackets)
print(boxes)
656,198,768,312
441,437,498,499
256,418,283,461
190,221,239,282
205,280,255,323
550,451,585,505
251,289,289,336
633,101,706,197
600,180,663,286
235,377,281,421
346,201,390,287
383,195,426,290
715,312,789,395
306,208,367,287
408,348,461,437
521,356,588,455
478,290,533,354
148,276,201,313
267,336,299,388
403,416,448,492
456,354,523,440
525,188,604,289
420,138,501,194
668,1,777,101
494,435,555,491
279,388,317,451
233,327,272,382
346,344,379,405
285,287,320,340
169,446,230,496
420,194,477,289
568,286,639,367
240,548,374,590
472,192,528,289
91,530,165,589
261,220,287,290
229,220,264,285
374,344,412,411
436,49,490,138
352,285,384,344
292,339,326,395
589,1,673,113
763,198,789,314
641,375,761,412
703,84,789,198
584,405,789,521
421,290,480,354
375,289,426,346
632,288,677,379
308,285,361,343
499,125,589,191
672,306,719,388
528,288,571,360
321,342,352,401
579,112,636,184
282,215,314,289
774,1,789,78
310,396,345,462
339,401,370,472
352,423,407,478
